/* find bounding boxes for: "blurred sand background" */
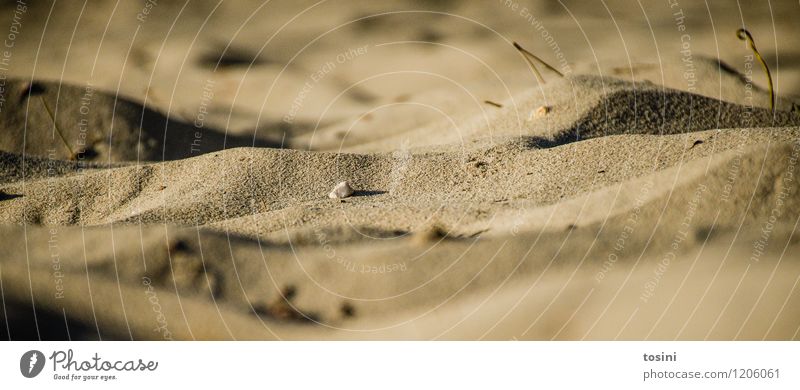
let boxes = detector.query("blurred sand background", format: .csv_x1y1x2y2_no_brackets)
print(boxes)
0,0,799,340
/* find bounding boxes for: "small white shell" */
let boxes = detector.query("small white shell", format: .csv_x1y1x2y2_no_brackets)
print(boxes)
328,181,354,199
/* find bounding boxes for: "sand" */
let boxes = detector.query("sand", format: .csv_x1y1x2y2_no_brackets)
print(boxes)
0,0,799,340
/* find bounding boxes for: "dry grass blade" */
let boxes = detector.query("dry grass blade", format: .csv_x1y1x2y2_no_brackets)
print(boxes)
38,95,75,158
514,42,545,84
737,28,774,113
513,41,564,85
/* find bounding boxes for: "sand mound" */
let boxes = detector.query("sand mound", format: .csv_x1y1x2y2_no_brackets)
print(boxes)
1,0,799,340
475,137,800,236
603,56,792,109
1,138,798,339
297,75,800,153
2,74,798,233
0,127,796,234
0,79,277,162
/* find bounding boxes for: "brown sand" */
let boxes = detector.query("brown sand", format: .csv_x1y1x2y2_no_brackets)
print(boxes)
0,0,799,340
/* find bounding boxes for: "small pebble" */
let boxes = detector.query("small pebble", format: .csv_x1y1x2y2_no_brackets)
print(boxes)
529,105,551,121
328,181,354,199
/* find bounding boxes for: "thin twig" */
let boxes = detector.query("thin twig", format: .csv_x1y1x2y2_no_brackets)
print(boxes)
514,42,545,84
513,41,564,85
737,28,774,113
38,95,75,158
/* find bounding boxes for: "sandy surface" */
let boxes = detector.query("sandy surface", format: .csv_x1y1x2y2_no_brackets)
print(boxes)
0,0,799,340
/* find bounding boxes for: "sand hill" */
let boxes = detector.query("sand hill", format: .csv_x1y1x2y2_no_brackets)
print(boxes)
0,0,799,340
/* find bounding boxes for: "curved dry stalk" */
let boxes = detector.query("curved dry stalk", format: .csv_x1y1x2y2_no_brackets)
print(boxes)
737,28,774,113
38,95,75,158
513,41,564,85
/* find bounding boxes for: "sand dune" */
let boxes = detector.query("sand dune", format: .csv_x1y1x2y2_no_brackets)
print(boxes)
302,74,799,152
1,165,798,340
1,0,799,341
1,89,798,339
0,79,277,162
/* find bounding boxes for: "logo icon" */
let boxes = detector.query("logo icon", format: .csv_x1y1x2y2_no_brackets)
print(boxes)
20,350,45,378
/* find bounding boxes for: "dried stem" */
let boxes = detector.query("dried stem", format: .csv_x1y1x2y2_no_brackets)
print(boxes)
38,95,75,158
737,28,774,113
513,41,564,85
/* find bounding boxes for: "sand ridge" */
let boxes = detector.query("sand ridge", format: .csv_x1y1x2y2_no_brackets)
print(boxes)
1,0,799,340
1,76,799,339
